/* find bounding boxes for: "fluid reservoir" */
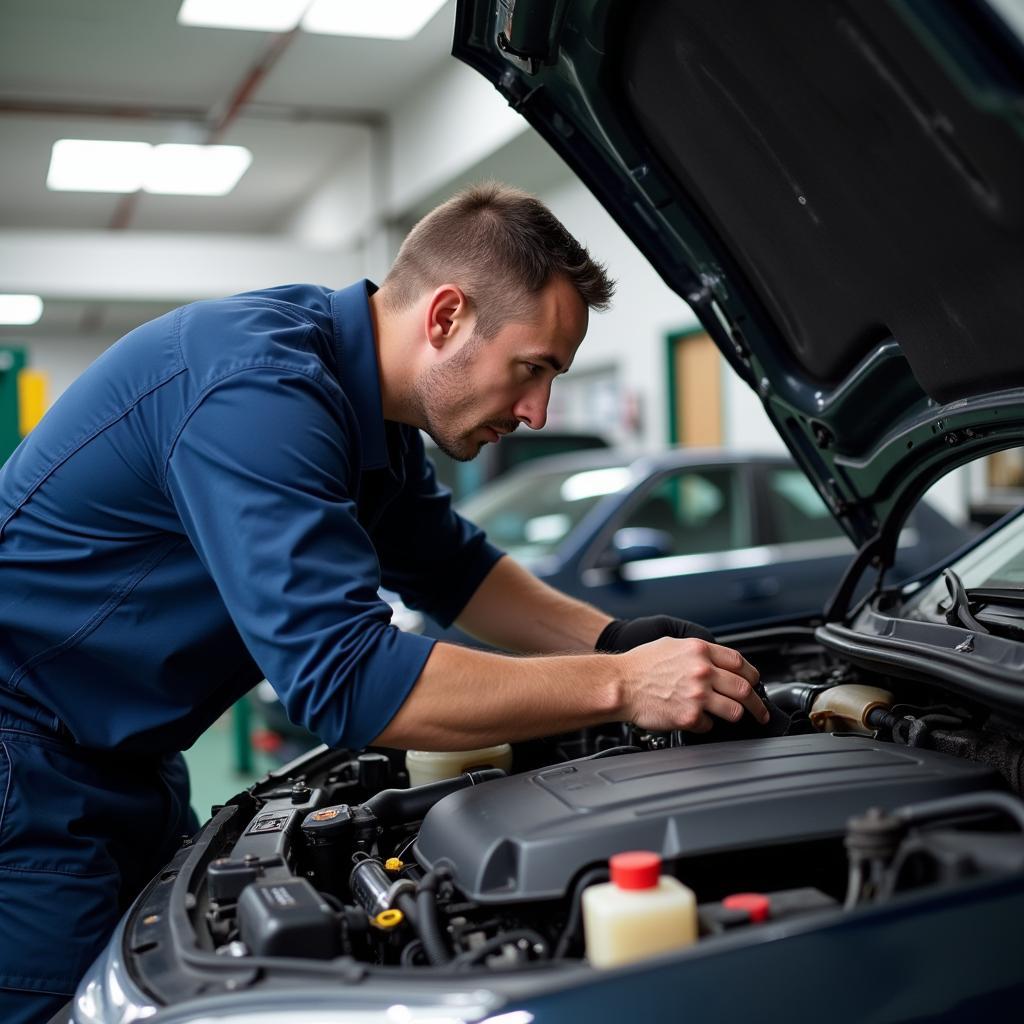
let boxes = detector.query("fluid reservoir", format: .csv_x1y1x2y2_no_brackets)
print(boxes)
582,851,697,969
405,744,512,787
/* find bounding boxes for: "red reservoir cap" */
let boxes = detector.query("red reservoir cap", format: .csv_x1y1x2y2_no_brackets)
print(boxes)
610,851,662,890
723,892,771,922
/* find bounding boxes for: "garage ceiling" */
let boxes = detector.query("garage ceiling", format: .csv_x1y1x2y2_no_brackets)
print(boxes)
0,0,457,234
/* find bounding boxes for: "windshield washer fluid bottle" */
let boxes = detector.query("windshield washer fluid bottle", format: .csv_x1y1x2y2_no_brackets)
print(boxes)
582,851,698,968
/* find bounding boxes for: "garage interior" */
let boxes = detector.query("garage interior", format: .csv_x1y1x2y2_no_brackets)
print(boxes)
0,0,1011,818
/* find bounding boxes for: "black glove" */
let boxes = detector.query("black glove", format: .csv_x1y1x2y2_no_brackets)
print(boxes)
595,614,717,652
594,614,792,741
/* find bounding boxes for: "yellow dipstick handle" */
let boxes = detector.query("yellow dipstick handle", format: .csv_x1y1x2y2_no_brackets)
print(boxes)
373,909,404,930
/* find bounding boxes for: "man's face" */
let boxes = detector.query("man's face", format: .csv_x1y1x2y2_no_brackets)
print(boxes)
415,274,589,461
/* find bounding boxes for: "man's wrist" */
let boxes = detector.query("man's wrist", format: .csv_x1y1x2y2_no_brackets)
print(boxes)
591,648,630,722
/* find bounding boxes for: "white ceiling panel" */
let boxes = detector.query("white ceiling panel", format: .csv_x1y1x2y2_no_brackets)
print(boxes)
0,0,455,114
0,0,272,109
258,4,456,110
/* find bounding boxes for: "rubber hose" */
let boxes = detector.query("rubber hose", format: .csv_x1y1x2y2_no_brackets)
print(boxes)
415,869,452,966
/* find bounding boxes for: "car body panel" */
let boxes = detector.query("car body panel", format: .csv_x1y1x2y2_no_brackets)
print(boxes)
70,4,1024,1020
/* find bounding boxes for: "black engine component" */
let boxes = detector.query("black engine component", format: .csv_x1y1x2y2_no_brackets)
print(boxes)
414,734,1003,903
237,877,341,959
845,790,1024,908
699,886,836,933
364,768,507,825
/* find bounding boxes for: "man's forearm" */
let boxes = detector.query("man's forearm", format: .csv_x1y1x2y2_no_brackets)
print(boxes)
372,629,769,751
373,640,625,750
454,554,612,653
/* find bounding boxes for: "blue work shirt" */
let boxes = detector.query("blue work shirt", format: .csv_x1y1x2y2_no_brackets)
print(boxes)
0,280,502,754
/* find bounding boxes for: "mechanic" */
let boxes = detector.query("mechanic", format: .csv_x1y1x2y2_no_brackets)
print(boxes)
0,183,770,1022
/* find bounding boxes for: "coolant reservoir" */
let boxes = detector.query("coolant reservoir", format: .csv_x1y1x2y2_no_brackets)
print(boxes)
809,684,893,734
582,851,697,968
405,744,513,787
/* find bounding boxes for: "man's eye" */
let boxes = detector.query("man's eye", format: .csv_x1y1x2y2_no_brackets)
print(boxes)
525,363,543,377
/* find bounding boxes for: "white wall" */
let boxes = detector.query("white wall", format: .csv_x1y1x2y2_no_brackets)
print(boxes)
537,179,691,450
285,132,376,251
0,230,362,302
536,177,785,455
387,61,527,215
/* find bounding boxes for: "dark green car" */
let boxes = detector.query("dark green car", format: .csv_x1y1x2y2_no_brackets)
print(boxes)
74,2,1024,1021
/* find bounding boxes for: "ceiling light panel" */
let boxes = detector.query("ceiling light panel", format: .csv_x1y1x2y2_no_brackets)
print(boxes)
302,0,449,40
46,139,151,193
46,140,253,196
144,145,253,196
0,295,44,326
177,0,309,32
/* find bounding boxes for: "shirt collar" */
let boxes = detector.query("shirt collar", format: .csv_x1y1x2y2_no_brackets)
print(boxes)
330,279,389,471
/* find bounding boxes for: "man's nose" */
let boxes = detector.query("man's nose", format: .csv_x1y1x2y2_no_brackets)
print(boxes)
513,387,549,430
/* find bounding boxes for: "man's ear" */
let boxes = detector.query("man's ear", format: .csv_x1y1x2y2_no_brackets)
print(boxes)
424,285,469,351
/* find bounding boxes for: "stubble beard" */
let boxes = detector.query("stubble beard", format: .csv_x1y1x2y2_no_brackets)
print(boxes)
414,334,486,462
413,334,520,462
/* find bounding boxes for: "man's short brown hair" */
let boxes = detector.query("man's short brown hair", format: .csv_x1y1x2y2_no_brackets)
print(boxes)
381,182,614,337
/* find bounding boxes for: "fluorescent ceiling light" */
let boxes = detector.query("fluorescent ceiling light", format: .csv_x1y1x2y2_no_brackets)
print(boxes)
47,139,151,193
0,295,44,326
302,0,449,40
177,0,308,32
144,144,253,196
47,140,253,196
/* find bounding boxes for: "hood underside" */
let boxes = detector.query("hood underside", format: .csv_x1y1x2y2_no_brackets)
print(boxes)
454,0,1024,569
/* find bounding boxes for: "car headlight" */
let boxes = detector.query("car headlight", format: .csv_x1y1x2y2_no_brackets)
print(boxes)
73,915,522,1024
73,917,157,1024
76,977,521,1024
152,1008,527,1024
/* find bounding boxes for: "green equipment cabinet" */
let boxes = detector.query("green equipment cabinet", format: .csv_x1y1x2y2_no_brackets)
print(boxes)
0,346,27,464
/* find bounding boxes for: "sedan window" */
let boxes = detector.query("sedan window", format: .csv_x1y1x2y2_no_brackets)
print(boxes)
619,468,750,555
459,463,633,563
763,467,844,545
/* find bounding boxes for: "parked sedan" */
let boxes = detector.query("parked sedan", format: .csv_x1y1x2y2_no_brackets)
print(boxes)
425,448,969,644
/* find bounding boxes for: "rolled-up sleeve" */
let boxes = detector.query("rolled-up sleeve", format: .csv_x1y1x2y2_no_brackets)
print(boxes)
371,430,504,628
164,365,435,749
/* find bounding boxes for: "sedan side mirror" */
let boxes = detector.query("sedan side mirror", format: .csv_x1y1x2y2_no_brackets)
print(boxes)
601,527,675,570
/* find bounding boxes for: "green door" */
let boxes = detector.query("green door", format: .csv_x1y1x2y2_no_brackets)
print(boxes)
0,346,27,464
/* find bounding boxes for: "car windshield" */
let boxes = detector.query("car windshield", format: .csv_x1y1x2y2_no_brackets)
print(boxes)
458,463,633,563
903,509,1024,620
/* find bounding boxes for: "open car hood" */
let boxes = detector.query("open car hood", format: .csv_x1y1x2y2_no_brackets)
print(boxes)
453,0,1024,597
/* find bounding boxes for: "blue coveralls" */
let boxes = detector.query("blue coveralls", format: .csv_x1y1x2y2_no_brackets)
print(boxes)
0,280,501,1021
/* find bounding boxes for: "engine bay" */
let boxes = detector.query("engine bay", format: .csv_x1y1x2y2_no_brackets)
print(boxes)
122,627,1024,1003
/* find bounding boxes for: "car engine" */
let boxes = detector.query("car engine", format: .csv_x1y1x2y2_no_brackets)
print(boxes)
124,626,1024,1002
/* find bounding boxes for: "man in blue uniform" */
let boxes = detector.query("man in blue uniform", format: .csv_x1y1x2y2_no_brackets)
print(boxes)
0,184,766,1021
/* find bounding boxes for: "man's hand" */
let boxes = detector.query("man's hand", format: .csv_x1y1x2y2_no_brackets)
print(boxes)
619,636,768,733
595,614,717,652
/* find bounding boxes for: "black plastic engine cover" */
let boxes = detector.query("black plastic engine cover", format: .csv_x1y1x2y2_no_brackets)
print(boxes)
414,734,1001,903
